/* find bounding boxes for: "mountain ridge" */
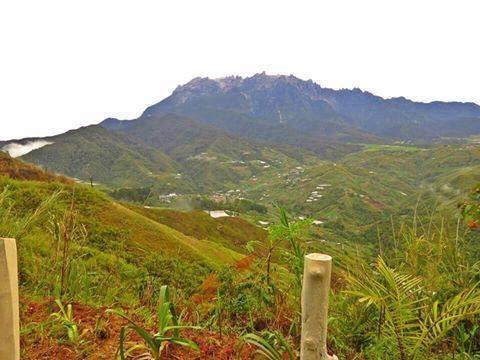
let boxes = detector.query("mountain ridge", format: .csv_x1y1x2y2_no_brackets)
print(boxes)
143,72,480,141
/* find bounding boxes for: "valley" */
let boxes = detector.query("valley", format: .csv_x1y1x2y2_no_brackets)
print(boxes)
1,73,480,359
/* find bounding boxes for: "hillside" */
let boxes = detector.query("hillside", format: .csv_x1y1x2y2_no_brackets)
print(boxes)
0,148,266,275
1,175,253,269
211,142,480,248
9,125,179,189
0,151,71,183
7,120,478,249
4,114,478,250
125,205,267,252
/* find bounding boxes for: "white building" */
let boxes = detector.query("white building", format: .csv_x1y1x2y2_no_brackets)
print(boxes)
206,210,231,218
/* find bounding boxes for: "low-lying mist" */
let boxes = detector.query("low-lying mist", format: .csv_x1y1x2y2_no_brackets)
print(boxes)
2,140,53,158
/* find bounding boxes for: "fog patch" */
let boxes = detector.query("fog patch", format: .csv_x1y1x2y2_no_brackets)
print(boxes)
2,140,53,157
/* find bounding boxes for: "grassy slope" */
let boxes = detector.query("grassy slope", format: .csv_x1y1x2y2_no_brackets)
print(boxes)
0,153,260,281
125,205,267,252
21,125,180,188
97,201,244,266
0,151,71,183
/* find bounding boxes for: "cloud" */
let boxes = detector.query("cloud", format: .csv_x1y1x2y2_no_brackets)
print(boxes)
2,140,53,158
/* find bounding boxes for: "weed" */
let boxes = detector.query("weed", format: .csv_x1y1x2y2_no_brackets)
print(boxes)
108,285,200,359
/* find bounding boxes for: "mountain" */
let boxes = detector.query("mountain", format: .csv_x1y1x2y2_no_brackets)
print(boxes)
143,73,480,141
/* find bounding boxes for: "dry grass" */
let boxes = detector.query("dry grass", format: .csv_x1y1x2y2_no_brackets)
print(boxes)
0,152,71,183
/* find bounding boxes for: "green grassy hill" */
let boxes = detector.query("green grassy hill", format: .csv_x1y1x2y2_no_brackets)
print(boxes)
20,125,181,188
125,205,267,252
13,127,479,249
231,143,480,246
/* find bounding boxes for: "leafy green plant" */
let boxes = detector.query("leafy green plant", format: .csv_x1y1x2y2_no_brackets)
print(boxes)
50,299,90,357
247,206,308,287
276,206,309,288
454,324,480,358
242,331,294,360
108,285,200,359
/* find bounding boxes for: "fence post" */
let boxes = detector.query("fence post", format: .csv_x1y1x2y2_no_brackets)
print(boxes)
301,253,337,360
0,238,20,360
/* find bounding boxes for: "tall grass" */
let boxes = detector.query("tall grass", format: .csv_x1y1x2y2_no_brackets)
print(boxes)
0,185,61,239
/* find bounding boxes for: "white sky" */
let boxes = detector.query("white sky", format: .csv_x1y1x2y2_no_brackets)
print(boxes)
1,0,479,140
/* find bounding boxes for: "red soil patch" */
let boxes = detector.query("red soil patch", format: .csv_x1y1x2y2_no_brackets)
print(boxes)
20,298,254,359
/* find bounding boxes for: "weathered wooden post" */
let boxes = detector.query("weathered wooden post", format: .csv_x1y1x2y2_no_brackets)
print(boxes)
0,238,20,360
301,253,337,360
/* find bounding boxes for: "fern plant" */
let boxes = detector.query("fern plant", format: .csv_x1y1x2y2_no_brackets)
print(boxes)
108,285,200,359
347,257,480,359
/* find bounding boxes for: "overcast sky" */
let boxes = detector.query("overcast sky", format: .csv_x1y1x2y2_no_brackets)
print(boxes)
1,0,479,140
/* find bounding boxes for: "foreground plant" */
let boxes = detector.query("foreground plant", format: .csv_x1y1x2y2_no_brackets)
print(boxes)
347,257,480,359
242,331,294,360
50,299,90,355
108,285,200,359
247,206,308,287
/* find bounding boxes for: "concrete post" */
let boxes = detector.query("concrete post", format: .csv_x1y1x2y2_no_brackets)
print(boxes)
301,253,337,360
0,238,20,360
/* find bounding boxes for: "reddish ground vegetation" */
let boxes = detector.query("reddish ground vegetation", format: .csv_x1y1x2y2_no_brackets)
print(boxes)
234,254,256,271
468,220,480,229
20,298,254,359
0,152,71,183
191,273,221,305
364,197,385,210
